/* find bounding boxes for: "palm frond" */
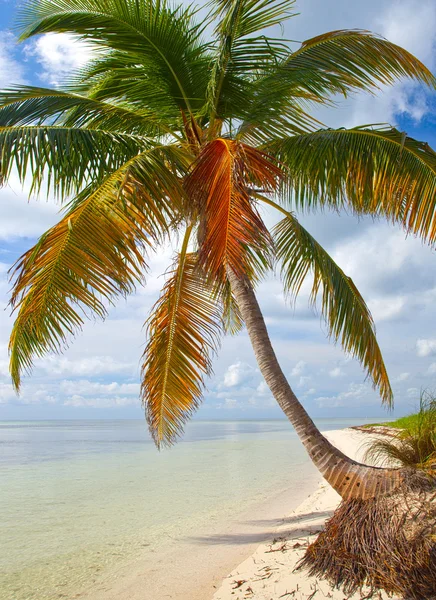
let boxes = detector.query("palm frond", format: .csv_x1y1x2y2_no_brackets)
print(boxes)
17,0,212,117
141,243,222,447
268,126,436,244
9,144,186,389
0,125,148,197
274,211,392,405
207,0,296,128
237,29,436,143
185,139,279,282
264,29,436,106
0,86,169,136
222,279,244,334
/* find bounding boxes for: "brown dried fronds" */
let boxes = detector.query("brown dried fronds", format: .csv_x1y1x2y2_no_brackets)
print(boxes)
297,473,436,600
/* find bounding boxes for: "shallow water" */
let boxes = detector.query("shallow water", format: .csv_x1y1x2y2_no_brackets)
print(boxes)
1,418,373,600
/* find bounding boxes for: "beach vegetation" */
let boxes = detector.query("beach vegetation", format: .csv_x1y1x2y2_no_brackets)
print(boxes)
364,391,436,470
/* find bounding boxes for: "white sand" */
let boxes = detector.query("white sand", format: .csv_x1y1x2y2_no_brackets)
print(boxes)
213,428,399,600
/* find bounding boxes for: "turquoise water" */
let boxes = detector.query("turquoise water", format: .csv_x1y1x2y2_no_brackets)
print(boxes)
0,418,370,600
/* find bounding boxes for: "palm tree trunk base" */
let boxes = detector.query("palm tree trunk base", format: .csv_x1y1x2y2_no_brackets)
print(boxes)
297,472,436,599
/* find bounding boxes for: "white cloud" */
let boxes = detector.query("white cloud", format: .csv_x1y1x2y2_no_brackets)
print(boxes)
315,383,369,408
224,398,237,409
0,31,26,88
0,176,59,241
256,380,269,395
25,33,93,86
37,356,137,377
290,360,306,377
63,395,138,408
395,372,410,382
297,375,312,387
0,382,16,404
222,361,256,387
375,1,436,66
416,338,436,357
329,367,343,378
59,379,140,396
368,296,406,322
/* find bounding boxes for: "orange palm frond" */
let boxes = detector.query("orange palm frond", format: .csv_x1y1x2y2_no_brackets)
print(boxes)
185,139,280,283
141,241,222,447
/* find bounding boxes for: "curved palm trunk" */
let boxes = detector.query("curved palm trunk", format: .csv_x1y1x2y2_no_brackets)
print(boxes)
228,270,403,500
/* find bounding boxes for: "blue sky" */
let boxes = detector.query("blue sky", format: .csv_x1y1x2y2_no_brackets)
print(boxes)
1,0,436,421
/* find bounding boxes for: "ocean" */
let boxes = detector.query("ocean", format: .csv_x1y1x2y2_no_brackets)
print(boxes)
0,418,373,600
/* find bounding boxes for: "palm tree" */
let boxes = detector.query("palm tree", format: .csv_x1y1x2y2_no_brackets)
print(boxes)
3,0,436,500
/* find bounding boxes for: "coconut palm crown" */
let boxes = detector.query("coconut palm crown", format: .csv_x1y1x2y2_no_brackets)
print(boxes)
3,0,436,496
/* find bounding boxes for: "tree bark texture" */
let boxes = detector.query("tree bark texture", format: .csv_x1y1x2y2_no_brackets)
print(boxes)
228,270,403,500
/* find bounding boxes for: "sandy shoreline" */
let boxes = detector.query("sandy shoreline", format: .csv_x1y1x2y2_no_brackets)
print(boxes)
79,428,382,600
213,428,398,600
79,459,320,600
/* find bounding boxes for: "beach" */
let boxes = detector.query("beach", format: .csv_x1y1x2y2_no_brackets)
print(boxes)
1,420,383,600
213,428,398,600
81,428,384,600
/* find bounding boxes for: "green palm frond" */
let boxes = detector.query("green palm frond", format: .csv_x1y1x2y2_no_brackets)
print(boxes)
274,210,392,405
0,125,148,197
207,0,296,129
17,0,212,117
141,239,222,447
237,29,436,143
283,29,436,96
9,144,187,389
256,29,436,109
0,86,170,135
222,280,244,335
268,126,436,244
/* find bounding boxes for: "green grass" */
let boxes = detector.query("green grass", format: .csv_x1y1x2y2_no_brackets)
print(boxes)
363,413,424,429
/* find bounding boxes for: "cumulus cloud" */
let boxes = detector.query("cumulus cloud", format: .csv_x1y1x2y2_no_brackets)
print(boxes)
416,339,436,357
25,33,93,86
290,361,306,377
37,356,137,377
314,383,369,408
222,361,257,388
59,379,140,396
329,367,344,378
395,372,410,382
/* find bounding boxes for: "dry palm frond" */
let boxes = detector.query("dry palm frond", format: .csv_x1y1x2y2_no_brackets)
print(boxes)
185,139,280,283
298,474,436,600
141,243,222,447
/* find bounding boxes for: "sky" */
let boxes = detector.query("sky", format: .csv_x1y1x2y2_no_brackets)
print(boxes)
0,0,436,422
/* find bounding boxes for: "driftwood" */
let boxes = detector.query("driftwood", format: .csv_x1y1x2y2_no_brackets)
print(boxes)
297,471,436,600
